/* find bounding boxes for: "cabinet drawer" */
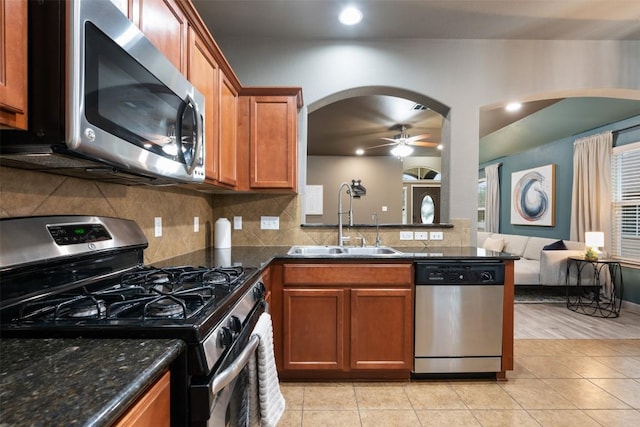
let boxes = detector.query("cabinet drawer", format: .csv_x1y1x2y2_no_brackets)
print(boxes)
283,264,412,286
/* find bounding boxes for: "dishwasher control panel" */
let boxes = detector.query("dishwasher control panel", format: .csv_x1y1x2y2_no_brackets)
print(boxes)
415,261,504,284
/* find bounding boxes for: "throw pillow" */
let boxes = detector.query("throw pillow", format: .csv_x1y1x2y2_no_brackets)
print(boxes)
482,236,505,252
543,240,567,250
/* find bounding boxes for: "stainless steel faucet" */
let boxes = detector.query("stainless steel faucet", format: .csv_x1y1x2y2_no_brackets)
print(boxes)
372,212,381,247
337,182,353,246
338,180,366,246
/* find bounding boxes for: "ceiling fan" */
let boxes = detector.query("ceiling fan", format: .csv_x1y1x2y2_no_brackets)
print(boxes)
366,125,437,157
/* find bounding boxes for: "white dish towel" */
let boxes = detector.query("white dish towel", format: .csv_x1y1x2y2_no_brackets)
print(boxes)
249,312,285,427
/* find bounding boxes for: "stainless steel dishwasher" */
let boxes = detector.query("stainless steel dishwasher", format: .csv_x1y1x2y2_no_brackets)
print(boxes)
413,261,505,375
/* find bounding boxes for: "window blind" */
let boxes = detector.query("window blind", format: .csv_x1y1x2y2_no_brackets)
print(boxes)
611,142,640,264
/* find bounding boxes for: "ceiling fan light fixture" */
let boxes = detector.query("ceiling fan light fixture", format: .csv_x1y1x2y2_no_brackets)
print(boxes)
390,144,413,158
339,6,363,25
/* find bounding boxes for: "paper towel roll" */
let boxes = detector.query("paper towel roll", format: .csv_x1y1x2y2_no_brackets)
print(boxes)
214,218,231,248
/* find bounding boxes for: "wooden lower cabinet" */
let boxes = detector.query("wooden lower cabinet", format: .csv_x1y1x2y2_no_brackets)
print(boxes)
277,263,413,380
114,370,171,427
350,288,413,370
283,288,346,371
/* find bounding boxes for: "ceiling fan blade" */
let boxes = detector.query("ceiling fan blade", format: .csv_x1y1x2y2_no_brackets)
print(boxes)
366,142,396,150
406,133,431,143
409,141,438,147
378,137,398,142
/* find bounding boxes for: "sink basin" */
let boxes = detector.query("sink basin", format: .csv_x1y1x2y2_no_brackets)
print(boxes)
287,245,403,256
341,246,402,255
287,245,345,255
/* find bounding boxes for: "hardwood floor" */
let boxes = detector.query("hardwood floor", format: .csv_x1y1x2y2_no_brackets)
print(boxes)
515,302,640,339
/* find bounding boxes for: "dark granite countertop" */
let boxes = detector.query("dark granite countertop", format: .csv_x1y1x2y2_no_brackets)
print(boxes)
155,246,518,270
0,338,184,427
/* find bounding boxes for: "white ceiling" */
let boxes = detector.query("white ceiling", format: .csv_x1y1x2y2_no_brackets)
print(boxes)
192,1,640,41
192,1,640,162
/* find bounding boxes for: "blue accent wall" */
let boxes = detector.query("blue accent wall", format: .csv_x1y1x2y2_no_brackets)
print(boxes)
480,114,640,304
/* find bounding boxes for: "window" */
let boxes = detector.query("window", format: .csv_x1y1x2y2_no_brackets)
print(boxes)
477,178,487,231
611,141,640,264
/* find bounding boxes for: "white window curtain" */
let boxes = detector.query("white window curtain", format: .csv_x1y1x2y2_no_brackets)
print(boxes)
485,163,501,233
570,131,612,254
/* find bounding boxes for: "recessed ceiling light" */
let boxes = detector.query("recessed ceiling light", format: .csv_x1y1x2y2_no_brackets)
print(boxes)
505,102,522,112
355,148,364,155
339,6,363,26
437,144,443,150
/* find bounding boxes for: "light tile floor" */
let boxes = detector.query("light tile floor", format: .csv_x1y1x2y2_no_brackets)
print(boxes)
276,304,640,426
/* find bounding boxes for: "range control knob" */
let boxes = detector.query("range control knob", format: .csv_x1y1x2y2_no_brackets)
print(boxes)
253,282,266,300
219,327,233,348
228,315,242,334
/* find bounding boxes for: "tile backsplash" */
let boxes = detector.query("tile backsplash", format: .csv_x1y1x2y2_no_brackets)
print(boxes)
1,167,470,265
0,167,215,264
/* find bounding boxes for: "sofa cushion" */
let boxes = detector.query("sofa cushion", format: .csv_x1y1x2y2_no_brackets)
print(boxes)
543,240,568,251
477,231,493,247
523,237,560,261
482,236,505,252
493,233,529,257
514,259,541,285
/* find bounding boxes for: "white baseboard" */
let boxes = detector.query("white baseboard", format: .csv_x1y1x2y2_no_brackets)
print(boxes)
621,299,640,314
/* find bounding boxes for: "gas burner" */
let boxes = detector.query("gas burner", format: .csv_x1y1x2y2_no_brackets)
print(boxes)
144,296,186,318
63,297,107,319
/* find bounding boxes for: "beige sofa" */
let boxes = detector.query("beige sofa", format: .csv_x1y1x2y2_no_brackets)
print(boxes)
478,232,587,286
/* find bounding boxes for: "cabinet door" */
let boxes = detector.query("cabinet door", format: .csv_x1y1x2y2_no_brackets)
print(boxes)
188,28,219,182
135,0,187,73
114,370,171,427
282,288,345,370
0,0,28,130
350,288,413,370
249,96,297,190
218,74,238,187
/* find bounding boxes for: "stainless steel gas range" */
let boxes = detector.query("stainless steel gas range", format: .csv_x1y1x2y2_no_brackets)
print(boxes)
0,215,267,426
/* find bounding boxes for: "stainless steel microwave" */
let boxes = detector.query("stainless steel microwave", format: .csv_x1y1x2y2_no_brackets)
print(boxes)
0,0,205,185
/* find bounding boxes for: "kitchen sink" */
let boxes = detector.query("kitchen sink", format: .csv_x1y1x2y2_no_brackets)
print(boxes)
341,246,402,255
287,245,403,256
287,245,346,255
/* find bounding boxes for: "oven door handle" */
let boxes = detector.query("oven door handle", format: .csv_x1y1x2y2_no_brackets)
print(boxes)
210,334,260,395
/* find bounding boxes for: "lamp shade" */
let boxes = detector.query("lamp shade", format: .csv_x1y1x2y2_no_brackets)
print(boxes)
585,231,604,248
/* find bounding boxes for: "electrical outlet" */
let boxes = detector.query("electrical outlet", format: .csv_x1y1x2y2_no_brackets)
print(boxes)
430,231,444,240
194,216,199,232
260,216,279,230
233,216,242,230
400,231,414,240
414,231,428,240
154,217,162,237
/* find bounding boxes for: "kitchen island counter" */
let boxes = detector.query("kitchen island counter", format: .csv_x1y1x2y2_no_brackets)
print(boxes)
156,245,519,270
0,338,184,426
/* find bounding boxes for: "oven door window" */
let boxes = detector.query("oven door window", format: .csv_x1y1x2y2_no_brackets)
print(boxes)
83,22,197,168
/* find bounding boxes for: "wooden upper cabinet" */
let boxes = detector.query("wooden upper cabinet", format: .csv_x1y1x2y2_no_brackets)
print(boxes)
0,0,28,130
242,89,302,192
218,74,238,187
188,28,219,182
134,0,187,73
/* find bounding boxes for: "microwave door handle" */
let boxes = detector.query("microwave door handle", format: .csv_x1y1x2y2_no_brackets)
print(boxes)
210,334,260,395
176,95,200,175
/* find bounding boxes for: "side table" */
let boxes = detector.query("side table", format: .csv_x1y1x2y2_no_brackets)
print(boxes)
566,257,623,318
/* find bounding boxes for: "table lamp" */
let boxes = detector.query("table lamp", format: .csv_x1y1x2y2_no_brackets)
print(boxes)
585,231,604,261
